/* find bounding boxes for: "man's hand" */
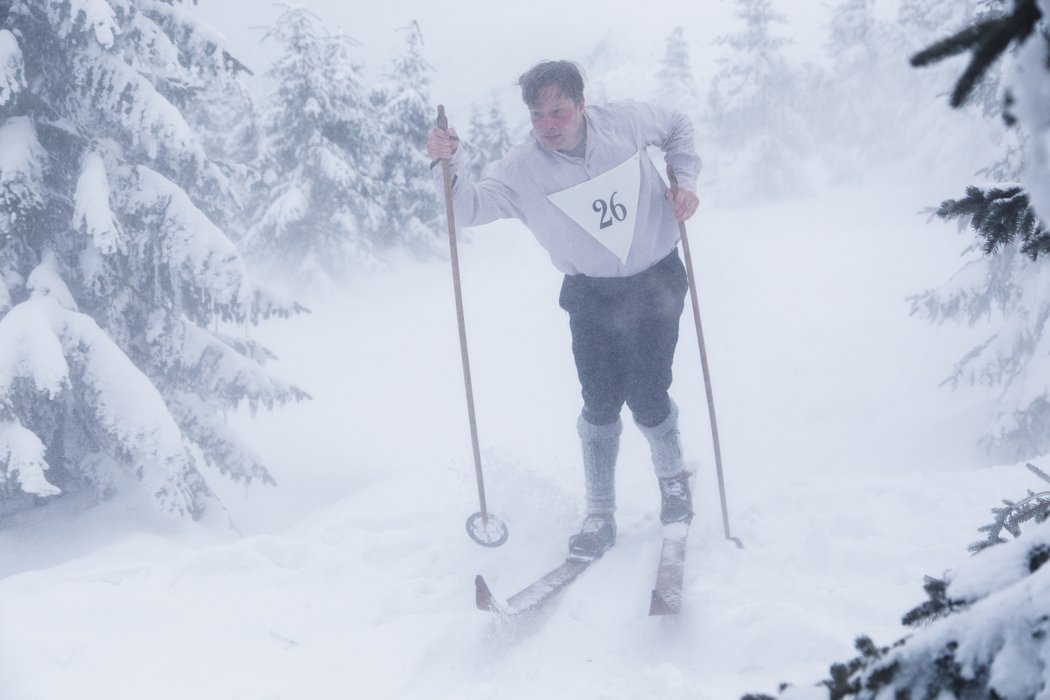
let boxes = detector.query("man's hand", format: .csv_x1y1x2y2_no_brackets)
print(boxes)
426,126,459,160
666,185,699,221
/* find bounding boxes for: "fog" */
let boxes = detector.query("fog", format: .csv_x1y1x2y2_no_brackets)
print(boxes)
194,1,829,122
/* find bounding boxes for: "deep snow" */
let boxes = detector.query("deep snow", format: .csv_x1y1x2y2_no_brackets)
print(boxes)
0,173,1045,699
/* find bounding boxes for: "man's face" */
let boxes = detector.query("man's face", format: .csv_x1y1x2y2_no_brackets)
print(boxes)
529,85,585,152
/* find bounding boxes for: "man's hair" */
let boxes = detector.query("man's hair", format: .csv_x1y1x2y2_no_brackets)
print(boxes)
517,60,586,107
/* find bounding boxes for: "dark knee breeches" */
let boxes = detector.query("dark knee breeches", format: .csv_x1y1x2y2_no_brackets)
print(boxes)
559,249,689,428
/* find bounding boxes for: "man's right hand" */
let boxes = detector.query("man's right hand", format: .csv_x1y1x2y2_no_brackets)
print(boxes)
426,126,459,160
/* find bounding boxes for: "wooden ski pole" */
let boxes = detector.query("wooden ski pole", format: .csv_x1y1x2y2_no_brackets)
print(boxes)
436,105,508,548
667,165,743,549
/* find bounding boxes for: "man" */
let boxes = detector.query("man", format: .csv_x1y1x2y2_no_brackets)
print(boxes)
427,60,701,561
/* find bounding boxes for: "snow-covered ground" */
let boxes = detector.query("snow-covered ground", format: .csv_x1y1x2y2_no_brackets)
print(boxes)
1,173,1045,699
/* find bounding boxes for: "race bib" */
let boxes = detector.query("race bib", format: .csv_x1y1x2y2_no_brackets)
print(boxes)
547,152,642,264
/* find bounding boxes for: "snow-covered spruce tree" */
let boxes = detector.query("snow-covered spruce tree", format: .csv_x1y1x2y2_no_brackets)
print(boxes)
242,5,381,286
371,20,440,258
910,0,1050,461
827,0,880,64
184,76,262,235
657,26,701,118
704,0,817,201
0,0,306,520
465,94,512,181
814,0,920,176
184,72,261,167
741,466,1050,699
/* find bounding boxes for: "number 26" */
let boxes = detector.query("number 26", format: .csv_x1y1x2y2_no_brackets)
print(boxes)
592,192,628,230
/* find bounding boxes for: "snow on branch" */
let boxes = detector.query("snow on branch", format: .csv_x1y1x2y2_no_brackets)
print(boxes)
0,29,26,107
73,46,209,171
0,296,72,402
0,117,45,232
123,9,191,84
74,296,207,514
969,464,1050,553
26,253,79,311
66,307,206,517
137,0,251,76
169,391,274,485
0,418,61,498
53,0,122,49
0,118,42,177
124,164,251,316
73,151,122,254
249,285,310,323
0,277,12,316
746,518,1050,698
0,292,210,515
152,310,309,412
242,181,309,251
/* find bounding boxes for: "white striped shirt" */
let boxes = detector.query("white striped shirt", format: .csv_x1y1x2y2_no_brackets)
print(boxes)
435,100,701,278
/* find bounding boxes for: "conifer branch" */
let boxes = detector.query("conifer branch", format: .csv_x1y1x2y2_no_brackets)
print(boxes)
909,17,1003,68
936,185,1050,260
910,0,1042,108
901,576,968,626
1027,462,1050,485
949,20,1024,107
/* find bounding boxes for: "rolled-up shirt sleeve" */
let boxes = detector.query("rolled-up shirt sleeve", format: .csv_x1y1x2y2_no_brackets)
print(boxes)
431,149,522,227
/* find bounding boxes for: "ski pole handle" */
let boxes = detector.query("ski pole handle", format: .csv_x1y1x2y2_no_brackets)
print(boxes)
667,165,680,197
431,107,448,170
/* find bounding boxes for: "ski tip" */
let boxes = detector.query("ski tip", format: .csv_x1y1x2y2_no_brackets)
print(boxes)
475,574,500,612
649,589,681,616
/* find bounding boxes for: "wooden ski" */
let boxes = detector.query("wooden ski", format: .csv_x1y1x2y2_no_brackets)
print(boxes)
476,557,594,618
649,524,689,616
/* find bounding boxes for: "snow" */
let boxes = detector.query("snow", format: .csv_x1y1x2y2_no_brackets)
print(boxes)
81,48,207,168
864,517,1050,698
138,0,234,61
2,172,1045,699
0,278,11,315
63,0,120,49
242,183,309,245
0,418,60,497
0,286,205,515
3,2,1049,696
1013,5,1050,223
129,165,251,309
0,116,42,191
0,296,71,400
0,29,25,107
73,152,121,255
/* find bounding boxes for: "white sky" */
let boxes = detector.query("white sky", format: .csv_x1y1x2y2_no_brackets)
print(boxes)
192,0,867,122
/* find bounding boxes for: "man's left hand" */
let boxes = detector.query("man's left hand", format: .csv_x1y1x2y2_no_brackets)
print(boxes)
666,186,699,222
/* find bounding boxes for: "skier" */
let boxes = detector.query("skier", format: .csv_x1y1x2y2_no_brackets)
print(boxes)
427,60,701,561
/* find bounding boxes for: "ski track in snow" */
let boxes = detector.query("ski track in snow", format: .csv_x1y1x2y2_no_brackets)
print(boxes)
0,179,1045,700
